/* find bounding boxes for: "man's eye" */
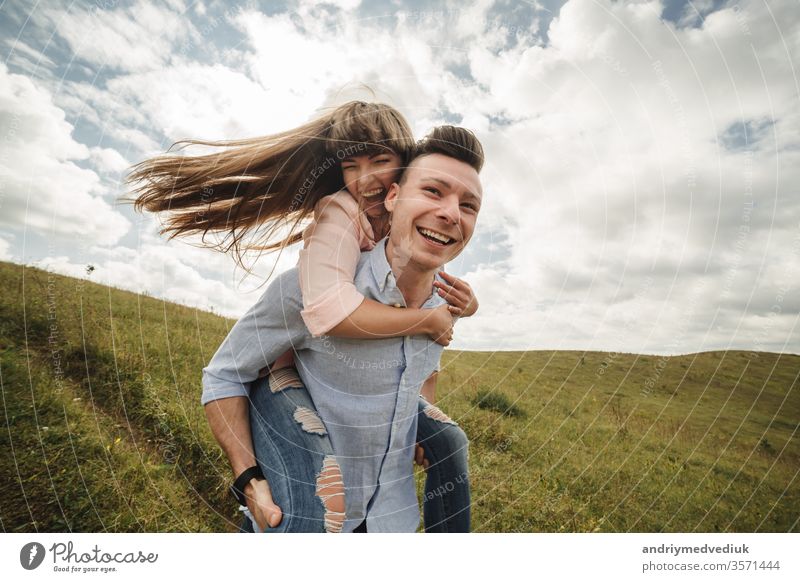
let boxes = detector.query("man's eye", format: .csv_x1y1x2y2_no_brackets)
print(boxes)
461,203,477,211
424,187,441,196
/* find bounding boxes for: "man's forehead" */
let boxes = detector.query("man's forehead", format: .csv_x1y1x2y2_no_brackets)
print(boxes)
406,154,483,196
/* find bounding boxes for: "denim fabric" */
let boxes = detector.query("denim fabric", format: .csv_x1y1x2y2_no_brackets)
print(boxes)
240,369,470,533
417,397,471,533
203,238,448,532
245,371,334,532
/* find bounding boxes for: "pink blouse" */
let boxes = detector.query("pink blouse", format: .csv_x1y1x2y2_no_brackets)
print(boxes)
298,190,377,337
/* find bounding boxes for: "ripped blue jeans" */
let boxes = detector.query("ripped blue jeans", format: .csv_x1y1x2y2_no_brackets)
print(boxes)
241,368,470,533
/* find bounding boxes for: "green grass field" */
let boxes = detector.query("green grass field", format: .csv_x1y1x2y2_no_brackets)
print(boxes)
1,261,797,532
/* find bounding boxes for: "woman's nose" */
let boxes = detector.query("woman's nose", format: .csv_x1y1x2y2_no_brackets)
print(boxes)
357,170,375,189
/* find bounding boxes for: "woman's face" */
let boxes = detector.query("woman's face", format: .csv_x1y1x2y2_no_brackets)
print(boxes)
341,151,403,218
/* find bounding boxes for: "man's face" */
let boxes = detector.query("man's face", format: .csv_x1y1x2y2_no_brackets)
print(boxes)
385,153,482,273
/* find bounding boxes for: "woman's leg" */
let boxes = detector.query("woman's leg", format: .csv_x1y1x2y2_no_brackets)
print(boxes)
416,396,471,532
247,366,345,533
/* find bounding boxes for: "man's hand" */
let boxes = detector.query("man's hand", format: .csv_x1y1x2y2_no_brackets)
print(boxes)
245,478,283,531
426,304,459,346
414,443,430,471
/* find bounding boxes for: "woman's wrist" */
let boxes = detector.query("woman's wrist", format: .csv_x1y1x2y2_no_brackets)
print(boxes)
407,308,433,336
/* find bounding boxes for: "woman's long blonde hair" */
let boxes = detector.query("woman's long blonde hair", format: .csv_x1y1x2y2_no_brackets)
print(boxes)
123,101,415,270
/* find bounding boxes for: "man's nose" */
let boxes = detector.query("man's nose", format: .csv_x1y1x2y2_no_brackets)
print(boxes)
436,195,460,225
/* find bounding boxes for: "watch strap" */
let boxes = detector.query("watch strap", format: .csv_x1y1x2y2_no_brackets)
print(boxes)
230,465,265,506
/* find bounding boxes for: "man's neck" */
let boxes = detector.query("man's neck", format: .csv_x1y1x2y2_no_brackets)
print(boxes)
385,238,438,308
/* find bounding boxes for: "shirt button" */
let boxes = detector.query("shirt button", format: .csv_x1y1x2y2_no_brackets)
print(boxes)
392,303,403,308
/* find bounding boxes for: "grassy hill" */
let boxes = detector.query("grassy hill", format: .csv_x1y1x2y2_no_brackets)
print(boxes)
1,261,797,532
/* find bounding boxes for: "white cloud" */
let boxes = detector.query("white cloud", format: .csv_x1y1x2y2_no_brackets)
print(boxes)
31,217,302,319
64,5,482,155
103,63,289,142
447,0,800,353
90,147,131,175
52,78,162,164
300,0,363,10
4,38,57,73
7,0,799,355
38,0,199,72
0,237,13,261
0,63,130,246
229,7,476,130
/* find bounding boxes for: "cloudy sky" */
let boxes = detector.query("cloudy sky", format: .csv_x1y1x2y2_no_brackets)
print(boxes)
1,0,798,355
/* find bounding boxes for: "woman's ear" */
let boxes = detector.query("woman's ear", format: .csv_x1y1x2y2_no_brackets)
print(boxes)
384,182,400,213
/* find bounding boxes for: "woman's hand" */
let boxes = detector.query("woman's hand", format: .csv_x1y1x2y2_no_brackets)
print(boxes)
426,303,460,346
245,478,283,531
434,271,479,317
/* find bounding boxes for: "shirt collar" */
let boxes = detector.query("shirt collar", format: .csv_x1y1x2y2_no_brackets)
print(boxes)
369,237,395,294
368,237,446,307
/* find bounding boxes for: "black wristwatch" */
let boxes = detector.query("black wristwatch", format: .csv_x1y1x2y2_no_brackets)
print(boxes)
230,465,265,506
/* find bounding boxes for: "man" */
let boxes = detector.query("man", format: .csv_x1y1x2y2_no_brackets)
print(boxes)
202,126,484,532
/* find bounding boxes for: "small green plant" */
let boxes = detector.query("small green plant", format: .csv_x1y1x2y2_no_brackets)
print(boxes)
472,388,526,418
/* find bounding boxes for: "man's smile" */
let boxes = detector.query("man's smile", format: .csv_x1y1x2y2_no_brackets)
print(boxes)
416,225,458,246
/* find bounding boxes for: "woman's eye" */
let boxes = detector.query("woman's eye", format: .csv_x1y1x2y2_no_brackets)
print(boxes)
424,187,441,196
461,203,477,211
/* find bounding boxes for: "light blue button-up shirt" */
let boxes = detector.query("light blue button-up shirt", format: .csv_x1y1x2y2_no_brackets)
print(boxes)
201,238,445,532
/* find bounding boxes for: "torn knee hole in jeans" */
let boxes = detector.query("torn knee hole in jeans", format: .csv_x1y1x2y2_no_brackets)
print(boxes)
316,455,345,533
269,367,303,393
423,403,457,425
294,406,328,435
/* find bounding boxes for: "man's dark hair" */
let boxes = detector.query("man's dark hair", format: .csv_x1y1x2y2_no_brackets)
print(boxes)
411,125,484,173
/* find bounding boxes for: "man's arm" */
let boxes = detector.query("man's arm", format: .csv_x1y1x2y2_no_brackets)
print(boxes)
201,269,307,530
204,396,282,529
201,269,307,405
205,396,258,477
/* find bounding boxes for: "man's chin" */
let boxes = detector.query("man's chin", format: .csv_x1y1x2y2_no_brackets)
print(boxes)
412,247,456,273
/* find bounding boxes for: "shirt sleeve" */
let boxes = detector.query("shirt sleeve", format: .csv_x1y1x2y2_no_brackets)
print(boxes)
201,268,308,405
298,193,367,337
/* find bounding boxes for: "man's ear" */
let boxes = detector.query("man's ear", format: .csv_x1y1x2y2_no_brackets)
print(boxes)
384,182,400,213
